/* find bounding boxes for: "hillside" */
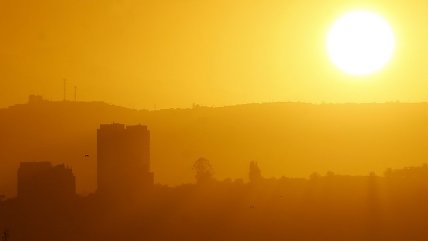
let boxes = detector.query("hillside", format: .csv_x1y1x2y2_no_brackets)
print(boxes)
1,96,428,197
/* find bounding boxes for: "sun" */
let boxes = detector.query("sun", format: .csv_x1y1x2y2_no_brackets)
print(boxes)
327,10,396,76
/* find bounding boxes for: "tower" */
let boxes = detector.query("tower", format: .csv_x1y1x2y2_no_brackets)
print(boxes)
63,78,66,101
97,124,153,197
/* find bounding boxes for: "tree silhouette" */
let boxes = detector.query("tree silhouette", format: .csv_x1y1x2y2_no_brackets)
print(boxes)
249,161,262,183
310,172,321,181
1,230,9,241
193,157,214,184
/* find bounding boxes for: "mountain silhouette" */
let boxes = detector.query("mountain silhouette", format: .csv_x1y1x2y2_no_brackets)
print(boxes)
1,96,428,197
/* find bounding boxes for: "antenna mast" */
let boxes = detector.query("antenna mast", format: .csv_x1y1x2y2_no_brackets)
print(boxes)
74,86,77,102
63,79,67,101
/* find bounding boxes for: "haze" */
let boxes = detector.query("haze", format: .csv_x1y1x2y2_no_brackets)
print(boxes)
4,1,428,240
2,0,428,109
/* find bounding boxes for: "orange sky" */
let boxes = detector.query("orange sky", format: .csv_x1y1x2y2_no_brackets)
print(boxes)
1,0,428,109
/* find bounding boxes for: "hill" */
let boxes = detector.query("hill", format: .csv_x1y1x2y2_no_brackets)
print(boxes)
1,96,428,197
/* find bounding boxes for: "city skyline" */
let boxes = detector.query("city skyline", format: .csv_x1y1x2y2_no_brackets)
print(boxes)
3,1,428,240
3,121,428,241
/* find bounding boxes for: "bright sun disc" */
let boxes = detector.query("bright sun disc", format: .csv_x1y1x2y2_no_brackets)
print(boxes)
327,10,395,76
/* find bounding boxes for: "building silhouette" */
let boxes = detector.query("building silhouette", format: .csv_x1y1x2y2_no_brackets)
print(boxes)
27,94,45,104
17,162,76,202
97,124,153,198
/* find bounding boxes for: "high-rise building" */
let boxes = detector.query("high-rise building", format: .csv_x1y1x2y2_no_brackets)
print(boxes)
17,162,76,202
97,123,153,197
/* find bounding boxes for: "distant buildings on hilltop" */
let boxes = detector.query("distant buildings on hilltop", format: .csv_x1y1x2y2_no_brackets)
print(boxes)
27,94,45,104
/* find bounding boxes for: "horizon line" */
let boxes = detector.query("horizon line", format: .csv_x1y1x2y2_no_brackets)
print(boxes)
5,95,428,111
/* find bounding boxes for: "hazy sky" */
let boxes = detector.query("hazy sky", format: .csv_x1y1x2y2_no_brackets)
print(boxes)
1,0,428,109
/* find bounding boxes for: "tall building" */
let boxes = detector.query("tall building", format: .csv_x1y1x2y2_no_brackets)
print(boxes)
17,162,76,202
97,123,153,197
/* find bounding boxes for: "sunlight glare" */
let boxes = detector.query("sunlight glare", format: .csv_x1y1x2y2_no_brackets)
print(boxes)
327,10,395,76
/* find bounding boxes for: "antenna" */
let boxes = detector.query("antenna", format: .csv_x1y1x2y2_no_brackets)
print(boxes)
74,86,77,102
63,78,67,101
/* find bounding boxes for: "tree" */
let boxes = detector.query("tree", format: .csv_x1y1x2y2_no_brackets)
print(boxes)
193,157,214,184
310,172,320,181
1,230,9,241
249,161,262,183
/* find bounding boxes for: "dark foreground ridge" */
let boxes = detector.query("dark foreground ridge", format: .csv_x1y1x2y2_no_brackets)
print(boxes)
1,122,428,241
2,162,428,241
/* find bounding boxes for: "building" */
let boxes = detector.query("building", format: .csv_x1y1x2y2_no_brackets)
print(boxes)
97,123,153,197
17,162,76,202
27,94,44,104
